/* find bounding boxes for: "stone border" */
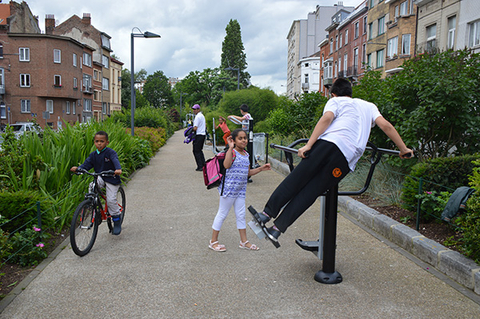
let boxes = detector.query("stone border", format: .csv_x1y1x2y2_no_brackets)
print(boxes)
269,157,480,296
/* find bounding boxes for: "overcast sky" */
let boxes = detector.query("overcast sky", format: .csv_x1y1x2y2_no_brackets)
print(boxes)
29,0,359,95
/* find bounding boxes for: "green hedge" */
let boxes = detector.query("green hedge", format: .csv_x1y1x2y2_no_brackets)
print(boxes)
402,154,480,210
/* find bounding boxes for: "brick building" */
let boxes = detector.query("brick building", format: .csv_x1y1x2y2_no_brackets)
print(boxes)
0,1,95,129
51,13,115,121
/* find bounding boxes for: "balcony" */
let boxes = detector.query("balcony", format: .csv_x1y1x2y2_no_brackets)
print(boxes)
324,77,333,87
83,86,93,94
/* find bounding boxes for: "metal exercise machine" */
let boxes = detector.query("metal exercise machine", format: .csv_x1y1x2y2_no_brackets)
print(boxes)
269,139,403,284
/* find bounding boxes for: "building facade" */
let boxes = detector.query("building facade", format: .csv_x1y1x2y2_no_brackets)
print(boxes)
415,0,460,54
286,2,354,99
0,2,95,129
455,0,480,53
110,57,123,112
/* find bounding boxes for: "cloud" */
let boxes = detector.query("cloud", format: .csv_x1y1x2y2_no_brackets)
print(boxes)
29,0,359,94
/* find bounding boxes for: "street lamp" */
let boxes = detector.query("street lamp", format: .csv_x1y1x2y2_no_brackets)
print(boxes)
130,27,161,136
225,67,240,90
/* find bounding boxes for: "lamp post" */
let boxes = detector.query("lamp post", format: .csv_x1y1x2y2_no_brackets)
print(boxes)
130,27,161,136
225,67,239,90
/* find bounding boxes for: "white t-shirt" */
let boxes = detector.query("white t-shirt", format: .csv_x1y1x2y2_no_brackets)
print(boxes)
242,113,253,131
319,97,381,171
193,112,206,135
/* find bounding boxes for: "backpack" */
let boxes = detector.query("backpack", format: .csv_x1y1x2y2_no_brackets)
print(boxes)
183,126,195,144
203,150,236,192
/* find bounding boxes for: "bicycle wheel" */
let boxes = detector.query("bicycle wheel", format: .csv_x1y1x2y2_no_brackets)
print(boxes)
70,200,99,256
117,186,126,224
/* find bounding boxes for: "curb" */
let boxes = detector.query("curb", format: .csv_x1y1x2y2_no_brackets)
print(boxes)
269,157,480,296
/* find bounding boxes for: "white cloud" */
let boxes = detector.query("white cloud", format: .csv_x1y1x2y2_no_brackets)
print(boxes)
29,0,360,94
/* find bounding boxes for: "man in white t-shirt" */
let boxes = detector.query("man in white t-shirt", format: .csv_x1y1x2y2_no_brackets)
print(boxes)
254,78,414,243
192,104,206,171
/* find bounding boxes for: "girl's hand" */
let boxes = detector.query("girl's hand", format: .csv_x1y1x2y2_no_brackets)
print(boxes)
298,145,311,158
262,163,271,171
227,135,235,149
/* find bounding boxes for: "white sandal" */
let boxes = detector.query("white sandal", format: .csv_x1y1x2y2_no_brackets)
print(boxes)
239,240,259,250
209,240,226,252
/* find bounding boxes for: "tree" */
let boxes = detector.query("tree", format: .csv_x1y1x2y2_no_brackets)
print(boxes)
143,70,174,108
121,68,148,109
354,49,480,161
220,19,251,89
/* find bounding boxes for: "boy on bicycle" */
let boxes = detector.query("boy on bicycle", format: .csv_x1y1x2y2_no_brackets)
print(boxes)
70,131,123,235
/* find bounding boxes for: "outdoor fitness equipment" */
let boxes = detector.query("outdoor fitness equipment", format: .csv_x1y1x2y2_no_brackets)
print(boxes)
269,139,404,284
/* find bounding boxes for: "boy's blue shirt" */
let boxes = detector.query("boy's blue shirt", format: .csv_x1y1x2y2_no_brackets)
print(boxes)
79,147,122,185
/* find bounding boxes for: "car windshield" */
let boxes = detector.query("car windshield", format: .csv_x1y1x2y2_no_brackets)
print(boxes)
11,125,24,132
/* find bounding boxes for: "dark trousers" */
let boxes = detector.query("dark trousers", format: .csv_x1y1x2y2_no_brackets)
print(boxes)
264,139,350,233
193,134,206,169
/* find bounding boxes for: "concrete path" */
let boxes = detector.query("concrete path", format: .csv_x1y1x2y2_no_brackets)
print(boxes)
1,130,479,318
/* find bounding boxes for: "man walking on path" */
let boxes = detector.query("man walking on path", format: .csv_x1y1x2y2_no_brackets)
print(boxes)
192,104,206,171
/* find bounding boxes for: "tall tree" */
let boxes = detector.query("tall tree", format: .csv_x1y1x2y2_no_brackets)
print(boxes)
121,68,148,108
220,19,251,89
143,70,174,108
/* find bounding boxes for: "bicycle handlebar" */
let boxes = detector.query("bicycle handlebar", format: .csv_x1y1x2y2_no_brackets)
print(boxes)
75,168,116,177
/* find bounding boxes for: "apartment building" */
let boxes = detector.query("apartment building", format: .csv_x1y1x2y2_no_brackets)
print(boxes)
0,1,95,129
457,0,480,53
286,1,354,99
298,52,321,94
415,0,460,53
366,0,390,76
319,1,368,96
384,0,417,75
51,13,114,120
110,57,123,112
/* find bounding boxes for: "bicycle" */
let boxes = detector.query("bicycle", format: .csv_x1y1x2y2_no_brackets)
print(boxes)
70,168,126,256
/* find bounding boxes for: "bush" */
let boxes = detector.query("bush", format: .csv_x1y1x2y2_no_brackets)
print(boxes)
402,154,480,210
0,190,52,233
132,127,167,153
4,226,49,266
414,190,451,222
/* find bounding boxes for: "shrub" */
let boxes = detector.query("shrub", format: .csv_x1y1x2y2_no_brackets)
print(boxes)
414,190,451,222
402,154,480,210
4,226,49,266
132,127,167,154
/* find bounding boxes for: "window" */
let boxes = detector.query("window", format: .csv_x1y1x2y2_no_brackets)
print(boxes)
400,1,407,16
0,68,4,90
353,48,359,72
0,44,3,59
102,78,109,90
345,29,349,44
20,74,30,87
369,0,374,8
447,16,456,49
83,99,92,112
378,16,385,35
54,49,61,63
0,102,5,119
387,37,398,58
83,74,92,92
102,55,109,69
354,22,359,39
19,48,30,61
83,53,92,67
102,102,107,115
330,38,334,53
469,21,480,48
54,75,61,87
367,53,372,68
94,69,100,81
362,43,367,66
94,90,100,101
426,24,437,51
66,101,70,114
402,34,411,55
409,0,414,14
46,100,53,114
73,77,78,89
73,101,76,115
344,54,348,72
376,49,384,68
324,61,333,79
73,53,77,67
363,17,367,34
395,6,399,19
101,34,111,50
21,99,31,113
335,35,338,50
339,33,343,48
368,23,373,40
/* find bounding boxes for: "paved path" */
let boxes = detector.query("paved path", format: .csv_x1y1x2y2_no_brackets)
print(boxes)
1,130,479,318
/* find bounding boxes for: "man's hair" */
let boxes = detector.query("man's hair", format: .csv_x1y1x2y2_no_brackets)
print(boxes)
330,78,352,97
240,104,248,112
95,130,109,141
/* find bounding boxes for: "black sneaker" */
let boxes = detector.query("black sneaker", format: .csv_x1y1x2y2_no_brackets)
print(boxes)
266,226,281,242
112,215,122,235
195,168,203,171
257,212,271,227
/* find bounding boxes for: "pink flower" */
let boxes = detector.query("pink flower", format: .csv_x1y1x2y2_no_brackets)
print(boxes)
36,243,45,248
426,191,432,195
33,227,41,232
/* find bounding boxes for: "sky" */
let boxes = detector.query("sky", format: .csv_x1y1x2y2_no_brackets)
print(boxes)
29,0,360,95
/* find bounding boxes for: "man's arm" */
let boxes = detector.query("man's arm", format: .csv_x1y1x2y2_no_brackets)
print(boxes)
298,111,335,158
375,116,413,158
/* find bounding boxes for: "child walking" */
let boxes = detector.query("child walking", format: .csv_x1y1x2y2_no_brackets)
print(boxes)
70,131,123,235
209,129,271,252
216,116,231,145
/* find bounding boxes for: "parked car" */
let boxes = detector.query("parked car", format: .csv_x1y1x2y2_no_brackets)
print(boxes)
9,122,41,137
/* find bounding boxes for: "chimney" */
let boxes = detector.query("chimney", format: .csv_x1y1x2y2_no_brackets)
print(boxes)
45,14,55,34
82,13,91,25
